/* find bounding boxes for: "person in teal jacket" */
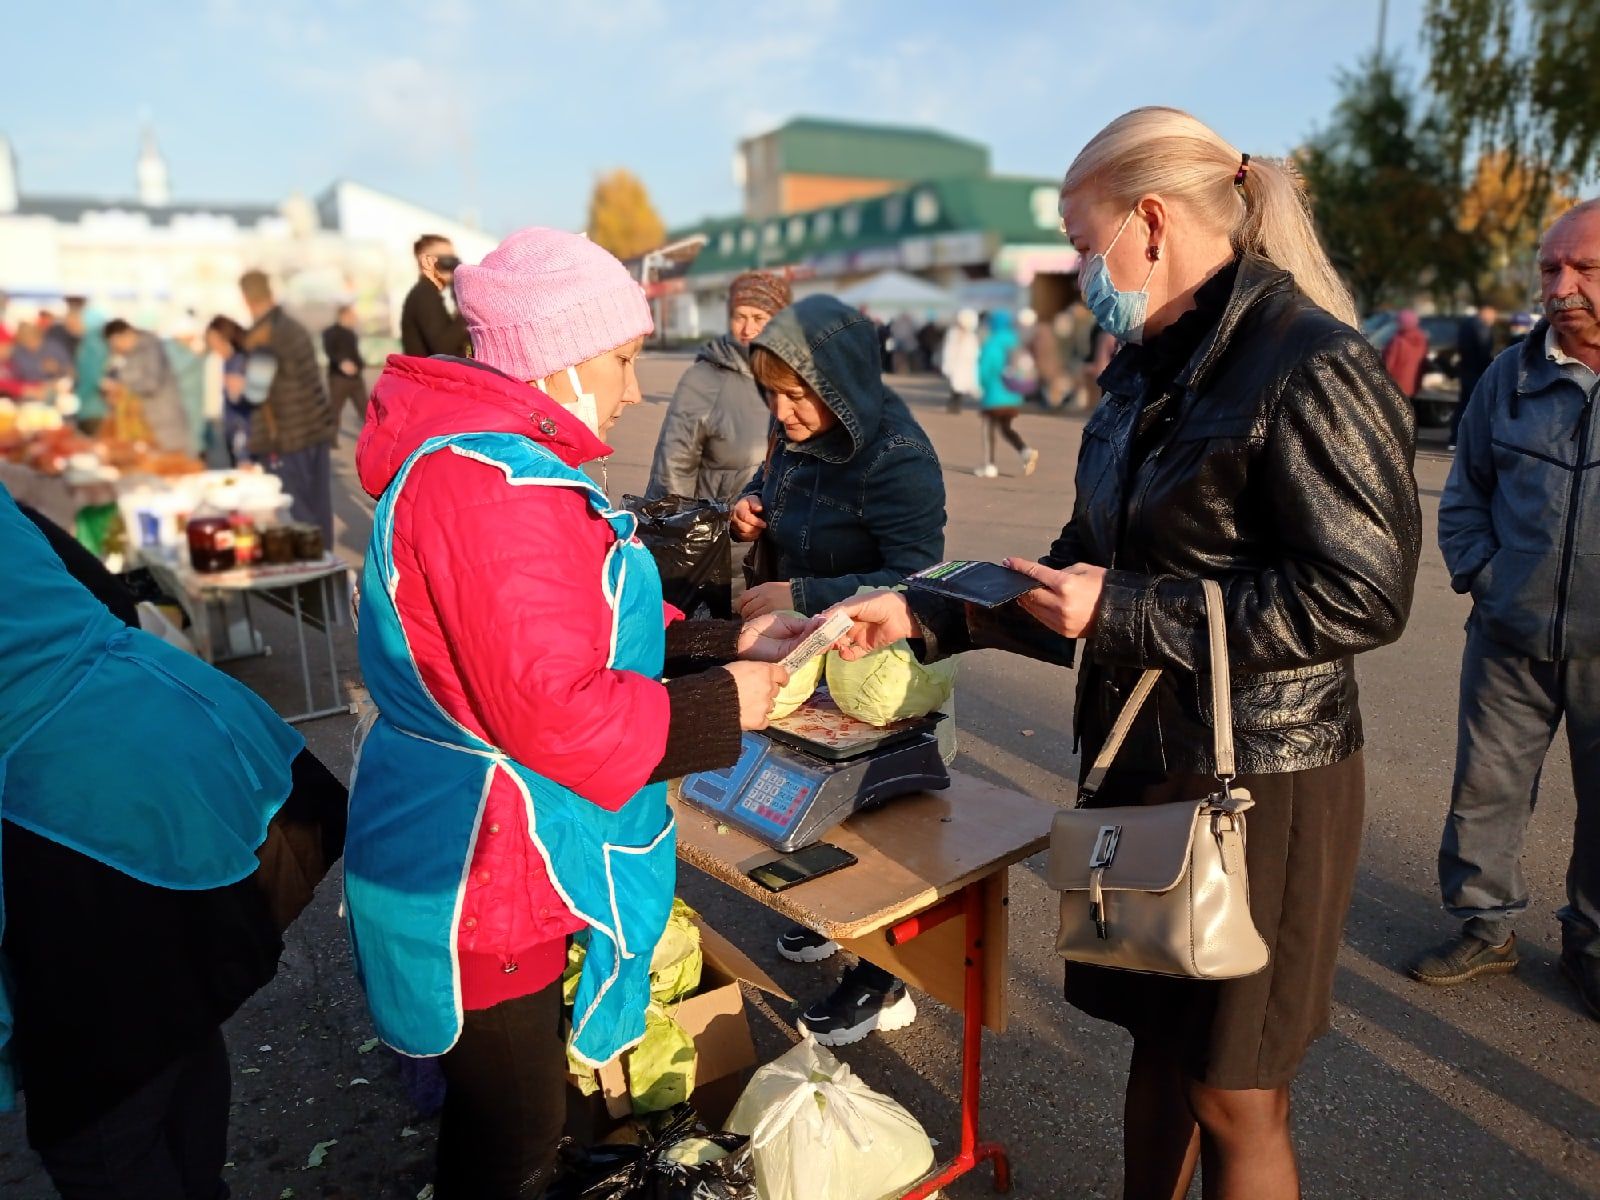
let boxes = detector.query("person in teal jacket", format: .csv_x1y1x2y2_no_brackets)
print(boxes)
165,322,209,457
974,310,1040,479
0,485,344,1199
70,305,110,429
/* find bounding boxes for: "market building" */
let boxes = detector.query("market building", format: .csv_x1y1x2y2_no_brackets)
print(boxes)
0,128,496,335
654,117,1080,339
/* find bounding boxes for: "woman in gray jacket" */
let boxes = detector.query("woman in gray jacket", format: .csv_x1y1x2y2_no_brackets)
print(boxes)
647,272,792,504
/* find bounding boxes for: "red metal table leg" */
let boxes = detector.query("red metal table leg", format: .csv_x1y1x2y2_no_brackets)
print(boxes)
894,880,1012,1198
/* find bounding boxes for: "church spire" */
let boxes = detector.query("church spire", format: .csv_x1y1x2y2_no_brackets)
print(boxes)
137,120,169,207
0,133,17,213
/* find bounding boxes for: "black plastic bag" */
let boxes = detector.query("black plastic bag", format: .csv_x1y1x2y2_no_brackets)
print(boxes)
548,1106,756,1200
622,495,733,620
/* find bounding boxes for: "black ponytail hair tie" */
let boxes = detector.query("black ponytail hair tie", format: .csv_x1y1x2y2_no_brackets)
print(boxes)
1234,153,1252,187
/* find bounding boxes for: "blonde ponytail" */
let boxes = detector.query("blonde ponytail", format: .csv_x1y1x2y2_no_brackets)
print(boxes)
1061,107,1358,328
1234,155,1358,327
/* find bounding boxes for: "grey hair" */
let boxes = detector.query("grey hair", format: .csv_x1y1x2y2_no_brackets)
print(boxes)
1544,197,1600,244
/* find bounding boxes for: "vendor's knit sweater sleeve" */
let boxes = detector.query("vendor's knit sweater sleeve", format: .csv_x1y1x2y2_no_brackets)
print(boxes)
653,619,744,783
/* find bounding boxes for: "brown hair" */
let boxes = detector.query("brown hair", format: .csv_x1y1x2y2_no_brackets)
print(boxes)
207,314,245,353
749,346,809,395
238,270,274,305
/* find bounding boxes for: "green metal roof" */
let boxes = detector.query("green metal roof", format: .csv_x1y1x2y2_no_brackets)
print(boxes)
669,173,1064,278
755,117,989,181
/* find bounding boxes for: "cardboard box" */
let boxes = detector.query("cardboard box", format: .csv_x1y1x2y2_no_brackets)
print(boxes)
569,917,789,1135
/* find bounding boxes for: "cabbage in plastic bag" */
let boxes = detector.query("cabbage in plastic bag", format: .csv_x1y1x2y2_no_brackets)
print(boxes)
725,1040,934,1200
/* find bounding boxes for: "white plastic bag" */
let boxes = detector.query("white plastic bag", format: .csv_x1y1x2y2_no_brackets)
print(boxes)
725,1039,934,1200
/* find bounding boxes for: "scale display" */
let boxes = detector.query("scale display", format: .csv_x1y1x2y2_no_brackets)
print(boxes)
681,695,950,851
681,738,823,843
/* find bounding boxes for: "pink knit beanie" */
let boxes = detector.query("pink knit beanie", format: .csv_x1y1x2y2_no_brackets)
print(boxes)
453,227,654,382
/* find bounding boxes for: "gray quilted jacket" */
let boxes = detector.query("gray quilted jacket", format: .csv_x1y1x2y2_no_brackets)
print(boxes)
646,334,769,507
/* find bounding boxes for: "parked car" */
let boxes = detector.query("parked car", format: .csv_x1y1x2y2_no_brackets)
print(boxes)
1361,311,1475,428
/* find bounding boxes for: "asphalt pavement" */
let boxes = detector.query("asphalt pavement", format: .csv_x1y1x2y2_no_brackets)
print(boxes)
3,354,1595,1199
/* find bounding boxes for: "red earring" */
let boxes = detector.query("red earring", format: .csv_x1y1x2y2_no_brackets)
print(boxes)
1147,245,1161,262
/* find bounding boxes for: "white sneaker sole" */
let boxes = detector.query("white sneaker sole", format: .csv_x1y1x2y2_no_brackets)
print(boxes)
804,991,918,1046
777,938,840,964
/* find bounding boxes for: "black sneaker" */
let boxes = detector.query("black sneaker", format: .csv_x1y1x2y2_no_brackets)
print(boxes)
1409,932,1519,985
776,925,839,964
1560,948,1600,1021
798,964,917,1046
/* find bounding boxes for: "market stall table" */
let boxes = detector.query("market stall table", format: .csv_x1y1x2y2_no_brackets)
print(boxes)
0,460,122,545
671,771,1057,1198
135,553,355,725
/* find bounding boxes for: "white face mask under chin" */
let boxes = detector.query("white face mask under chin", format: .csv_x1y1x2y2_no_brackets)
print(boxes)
537,365,609,490
535,365,604,437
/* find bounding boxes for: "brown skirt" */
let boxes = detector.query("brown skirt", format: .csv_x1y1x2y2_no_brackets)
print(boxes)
1064,752,1365,1090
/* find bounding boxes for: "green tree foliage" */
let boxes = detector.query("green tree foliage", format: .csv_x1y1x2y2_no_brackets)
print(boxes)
1298,57,1476,313
586,169,667,262
1423,0,1600,216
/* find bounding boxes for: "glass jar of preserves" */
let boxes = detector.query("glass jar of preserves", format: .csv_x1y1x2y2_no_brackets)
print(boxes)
187,512,236,573
261,525,296,565
230,512,260,567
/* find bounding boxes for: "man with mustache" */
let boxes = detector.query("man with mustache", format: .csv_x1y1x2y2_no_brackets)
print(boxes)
1412,199,1600,1021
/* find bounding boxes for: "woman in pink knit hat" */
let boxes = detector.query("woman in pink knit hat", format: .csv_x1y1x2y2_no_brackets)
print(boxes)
348,228,813,1198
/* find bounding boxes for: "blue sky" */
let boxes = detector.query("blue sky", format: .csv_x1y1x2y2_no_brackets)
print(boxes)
4,0,1428,236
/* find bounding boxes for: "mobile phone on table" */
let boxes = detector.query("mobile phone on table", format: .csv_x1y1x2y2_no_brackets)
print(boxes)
747,842,858,893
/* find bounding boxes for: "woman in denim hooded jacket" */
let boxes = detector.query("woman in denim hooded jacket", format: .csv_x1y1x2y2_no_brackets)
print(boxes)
731,295,946,620
729,294,946,1044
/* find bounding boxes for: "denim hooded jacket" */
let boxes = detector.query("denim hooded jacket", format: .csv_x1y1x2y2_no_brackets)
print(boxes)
743,296,946,614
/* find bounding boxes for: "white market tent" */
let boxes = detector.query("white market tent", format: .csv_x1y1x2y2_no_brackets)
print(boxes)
836,270,960,317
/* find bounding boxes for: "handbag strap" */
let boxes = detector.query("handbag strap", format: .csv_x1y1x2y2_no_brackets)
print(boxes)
1201,578,1235,780
1077,578,1233,805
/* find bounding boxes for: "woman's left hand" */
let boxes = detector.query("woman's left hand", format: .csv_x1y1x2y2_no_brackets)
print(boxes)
737,611,819,662
737,581,794,620
1005,558,1107,639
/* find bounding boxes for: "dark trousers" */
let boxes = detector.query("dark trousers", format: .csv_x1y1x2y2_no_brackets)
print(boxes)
981,409,1029,466
328,374,368,437
33,1028,231,1200
222,405,252,467
267,442,334,549
436,981,567,1200
1439,620,1600,954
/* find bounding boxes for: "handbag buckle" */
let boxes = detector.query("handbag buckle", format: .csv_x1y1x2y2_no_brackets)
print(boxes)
1090,824,1121,869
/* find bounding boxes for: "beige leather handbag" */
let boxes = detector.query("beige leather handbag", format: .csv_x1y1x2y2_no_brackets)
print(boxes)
1047,579,1269,980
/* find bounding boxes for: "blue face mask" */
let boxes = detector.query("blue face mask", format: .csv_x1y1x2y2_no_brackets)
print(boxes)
1079,208,1158,345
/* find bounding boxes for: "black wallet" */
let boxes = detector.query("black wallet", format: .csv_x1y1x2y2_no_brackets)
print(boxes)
906,560,1042,607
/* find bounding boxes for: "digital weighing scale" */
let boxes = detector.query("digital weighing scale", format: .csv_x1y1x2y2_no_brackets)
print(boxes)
680,694,949,851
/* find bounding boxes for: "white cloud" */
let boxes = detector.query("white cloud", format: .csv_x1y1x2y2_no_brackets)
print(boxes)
512,0,670,37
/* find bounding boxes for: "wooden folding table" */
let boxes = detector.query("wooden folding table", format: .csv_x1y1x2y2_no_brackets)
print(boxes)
672,771,1057,1197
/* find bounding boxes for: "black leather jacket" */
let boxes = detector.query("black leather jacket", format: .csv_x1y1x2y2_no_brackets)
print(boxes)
918,255,1421,776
